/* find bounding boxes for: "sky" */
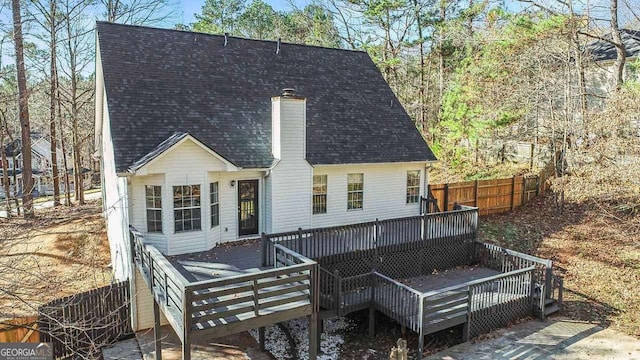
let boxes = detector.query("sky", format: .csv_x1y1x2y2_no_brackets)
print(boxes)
179,0,308,25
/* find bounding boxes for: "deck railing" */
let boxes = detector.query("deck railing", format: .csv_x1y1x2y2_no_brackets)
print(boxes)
130,226,188,337
373,272,423,332
131,228,319,346
262,206,479,267
476,242,553,298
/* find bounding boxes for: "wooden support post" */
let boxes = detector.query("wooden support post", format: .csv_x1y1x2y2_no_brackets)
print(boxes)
443,183,449,212
297,228,303,254
522,176,527,205
510,176,516,211
182,288,192,360
309,313,319,360
369,275,376,338
474,180,479,208
258,327,265,352
334,270,341,316
261,232,268,267
153,298,162,360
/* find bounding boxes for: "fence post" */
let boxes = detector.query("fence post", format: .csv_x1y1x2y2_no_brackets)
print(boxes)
522,176,527,205
474,180,479,208
511,176,516,211
444,184,449,212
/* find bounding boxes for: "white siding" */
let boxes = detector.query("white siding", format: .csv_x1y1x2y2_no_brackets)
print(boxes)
100,92,131,281
310,163,427,228
129,175,167,252
270,97,313,233
127,139,267,254
133,268,168,330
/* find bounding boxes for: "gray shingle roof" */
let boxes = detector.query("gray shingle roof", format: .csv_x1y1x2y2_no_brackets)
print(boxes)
96,22,436,173
587,29,640,62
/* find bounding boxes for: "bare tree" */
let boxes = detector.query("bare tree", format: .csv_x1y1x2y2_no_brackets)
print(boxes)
98,0,178,25
610,0,626,90
12,0,34,218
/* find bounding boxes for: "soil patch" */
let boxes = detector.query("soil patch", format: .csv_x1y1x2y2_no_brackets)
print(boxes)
0,200,112,321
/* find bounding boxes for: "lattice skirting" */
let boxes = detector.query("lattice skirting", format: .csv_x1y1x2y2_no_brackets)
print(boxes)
318,236,476,280
468,297,531,339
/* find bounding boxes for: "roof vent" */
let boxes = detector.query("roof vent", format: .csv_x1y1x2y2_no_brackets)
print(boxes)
281,88,296,97
276,38,281,54
224,32,228,46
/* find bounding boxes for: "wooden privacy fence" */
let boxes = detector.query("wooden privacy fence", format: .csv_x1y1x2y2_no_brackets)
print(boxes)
38,281,133,359
428,174,547,216
0,317,39,343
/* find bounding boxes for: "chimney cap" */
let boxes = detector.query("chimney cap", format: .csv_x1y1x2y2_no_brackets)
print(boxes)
281,88,296,97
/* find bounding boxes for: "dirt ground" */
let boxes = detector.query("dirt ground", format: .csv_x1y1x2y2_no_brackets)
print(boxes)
479,193,640,337
0,199,112,321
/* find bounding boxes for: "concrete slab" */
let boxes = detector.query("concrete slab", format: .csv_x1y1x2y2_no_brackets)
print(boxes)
102,338,143,360
425,317,640,360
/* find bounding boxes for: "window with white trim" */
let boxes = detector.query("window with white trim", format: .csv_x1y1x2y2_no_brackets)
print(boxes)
313,175,327,214
145,185,162,233
406,170,420,204
173,185,201,232
210,182,219,227
347,173,364,210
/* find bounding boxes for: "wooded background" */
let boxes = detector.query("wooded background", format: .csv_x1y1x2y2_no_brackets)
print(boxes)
1,0,639,218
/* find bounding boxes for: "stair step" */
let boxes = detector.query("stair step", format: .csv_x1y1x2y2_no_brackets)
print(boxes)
544,304,560,316
545,298,555,306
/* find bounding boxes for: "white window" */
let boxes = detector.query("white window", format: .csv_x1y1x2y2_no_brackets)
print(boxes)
173,185,201,232
347,173,364,210
145,185,162,233
313,175,327,214
406,170,420,204
210,182,219,227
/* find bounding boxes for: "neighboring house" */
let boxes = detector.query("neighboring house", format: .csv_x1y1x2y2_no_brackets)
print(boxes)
0,135,65,197
585,29,640,97
95,22,436,328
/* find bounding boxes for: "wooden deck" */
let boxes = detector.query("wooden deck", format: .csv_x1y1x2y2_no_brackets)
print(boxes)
129,206,561,360
168,241,265,282
130,229,321,360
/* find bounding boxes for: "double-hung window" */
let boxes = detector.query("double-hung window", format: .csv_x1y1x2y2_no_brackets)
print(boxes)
173,185,201,232
347,173,364,210
406,170,420,204
313,175,327,214
145,185,162,233
210,182,219,227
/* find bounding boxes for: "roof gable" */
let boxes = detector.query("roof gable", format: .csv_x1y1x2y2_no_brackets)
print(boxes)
96,22,437,173
131,133,238,175
587,29,640,62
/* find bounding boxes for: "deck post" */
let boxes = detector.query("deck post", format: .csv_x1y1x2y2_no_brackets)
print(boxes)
418,296,424,360
153,298,162,360
261,232,268,267
182,287,192,360
333,270,341,316
309,313,319,360
258,327,265,351
368,273,376,338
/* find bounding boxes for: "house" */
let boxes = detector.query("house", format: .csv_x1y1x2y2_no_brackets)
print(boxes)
0,134,66,197
586,29,640,97
95,22,436,330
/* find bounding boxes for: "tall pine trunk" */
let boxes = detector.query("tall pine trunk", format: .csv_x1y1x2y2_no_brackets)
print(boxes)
50,0,61,206
12,0,34,218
